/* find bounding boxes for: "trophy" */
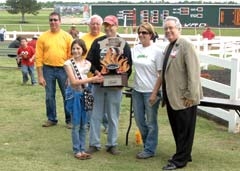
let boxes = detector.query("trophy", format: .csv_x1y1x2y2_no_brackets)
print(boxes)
99,37,130,87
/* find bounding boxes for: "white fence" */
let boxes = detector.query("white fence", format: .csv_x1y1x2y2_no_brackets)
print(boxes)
198,55,240,133
3,31,240,132
4,31,43,41
4,31,240,54
4,31,139,44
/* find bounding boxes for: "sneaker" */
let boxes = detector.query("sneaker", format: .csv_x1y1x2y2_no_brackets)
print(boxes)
66,123,72,129
106,146,120,155
42,120,57,127
86,146,100,154
136,151,154,159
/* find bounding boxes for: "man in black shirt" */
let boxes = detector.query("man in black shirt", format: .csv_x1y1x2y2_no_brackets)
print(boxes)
86,15,132,155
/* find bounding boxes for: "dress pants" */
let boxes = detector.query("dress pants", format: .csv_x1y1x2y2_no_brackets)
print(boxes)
165,97,197,167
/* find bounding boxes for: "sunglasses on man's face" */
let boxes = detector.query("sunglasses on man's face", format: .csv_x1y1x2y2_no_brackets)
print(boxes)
138,31,149,35
49,18,59,22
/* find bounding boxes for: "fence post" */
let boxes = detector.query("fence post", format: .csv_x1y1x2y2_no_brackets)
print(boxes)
220,39,224,58
203,38,208,54
195,34,201,52
229,57,240,132
37,24,40,32
13,31,17,40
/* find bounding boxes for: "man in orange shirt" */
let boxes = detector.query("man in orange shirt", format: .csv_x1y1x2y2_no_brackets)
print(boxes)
81,15,104,58
36,12,73,128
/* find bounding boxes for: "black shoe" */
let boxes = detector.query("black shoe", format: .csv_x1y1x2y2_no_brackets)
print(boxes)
86,146,100,154
162,162,178,170
106,146,120,155
168,157,192,162
42,120,57,127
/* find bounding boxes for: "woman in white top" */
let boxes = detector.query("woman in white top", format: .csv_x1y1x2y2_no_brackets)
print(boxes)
132,22,164,159
64,39,103,160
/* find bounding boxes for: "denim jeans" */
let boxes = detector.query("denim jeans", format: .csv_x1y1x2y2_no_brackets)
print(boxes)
65,86,88,154
21,64,36,84
71,96,87,154
89,85,122,148
102,113,108,129
132,90,161,155
87,112,108,129
87,84,108,129
43,65,71,124
72,124,88,154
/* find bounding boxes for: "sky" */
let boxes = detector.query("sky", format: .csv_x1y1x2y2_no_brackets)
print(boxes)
0,0,239,3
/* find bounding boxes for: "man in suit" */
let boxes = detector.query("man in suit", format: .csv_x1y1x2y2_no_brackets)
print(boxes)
161,16,203,170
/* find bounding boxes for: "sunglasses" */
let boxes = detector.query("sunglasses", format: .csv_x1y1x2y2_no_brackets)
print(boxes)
138,31,149,35
49,18,58,22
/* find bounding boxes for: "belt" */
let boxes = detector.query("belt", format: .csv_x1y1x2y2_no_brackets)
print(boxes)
43,64,63,68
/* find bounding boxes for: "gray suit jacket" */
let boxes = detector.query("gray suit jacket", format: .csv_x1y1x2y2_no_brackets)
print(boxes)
163,37,203,110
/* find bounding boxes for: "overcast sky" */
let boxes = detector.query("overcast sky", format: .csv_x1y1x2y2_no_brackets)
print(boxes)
0,0,239,3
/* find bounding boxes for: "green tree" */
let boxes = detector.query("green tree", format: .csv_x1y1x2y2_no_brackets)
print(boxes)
6,0,41,23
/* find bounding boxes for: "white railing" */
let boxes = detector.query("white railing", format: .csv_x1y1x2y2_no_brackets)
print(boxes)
4,31,43,41
4,31,240,54
3,31,240,132
199,54,240,133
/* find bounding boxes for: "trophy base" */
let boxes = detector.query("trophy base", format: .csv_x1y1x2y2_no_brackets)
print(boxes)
102,74,128,87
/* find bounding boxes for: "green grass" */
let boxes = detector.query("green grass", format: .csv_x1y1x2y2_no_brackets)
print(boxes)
0,57,240,171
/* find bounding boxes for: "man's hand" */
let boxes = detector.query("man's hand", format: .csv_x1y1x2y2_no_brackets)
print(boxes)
38,76,46,87
149,94,160,106
183,98,194,107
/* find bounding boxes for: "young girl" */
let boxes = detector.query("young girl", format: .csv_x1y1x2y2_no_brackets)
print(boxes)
64,39,103,160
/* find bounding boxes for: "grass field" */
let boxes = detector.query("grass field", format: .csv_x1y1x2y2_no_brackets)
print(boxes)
0,9,239,36
0,56,240,171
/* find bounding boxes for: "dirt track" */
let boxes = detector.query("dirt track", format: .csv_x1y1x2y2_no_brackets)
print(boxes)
201,69,230,99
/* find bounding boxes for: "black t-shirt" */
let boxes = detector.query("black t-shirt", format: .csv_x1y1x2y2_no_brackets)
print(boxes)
86,35,132,78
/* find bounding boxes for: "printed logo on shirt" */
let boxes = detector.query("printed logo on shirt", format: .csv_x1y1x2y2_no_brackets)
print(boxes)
20,51,29,59
137,54,147,58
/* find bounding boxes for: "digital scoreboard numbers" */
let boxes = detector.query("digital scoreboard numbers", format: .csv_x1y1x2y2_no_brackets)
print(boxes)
220,8,240,26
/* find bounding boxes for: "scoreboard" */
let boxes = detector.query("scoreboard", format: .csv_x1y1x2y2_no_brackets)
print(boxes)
91,4,240,27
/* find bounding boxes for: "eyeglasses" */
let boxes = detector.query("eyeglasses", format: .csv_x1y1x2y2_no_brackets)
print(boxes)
49,18,58,22
138,31,149,35
164,26,176,31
